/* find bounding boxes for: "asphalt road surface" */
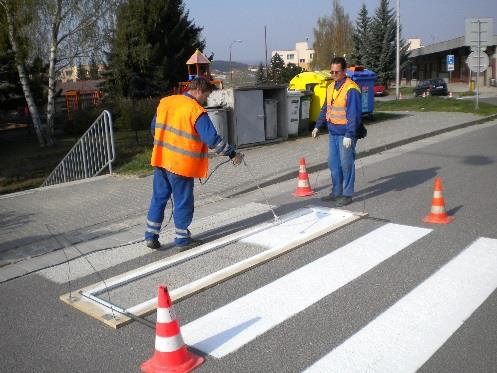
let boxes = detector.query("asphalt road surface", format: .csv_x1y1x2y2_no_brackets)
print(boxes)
1,121,496,373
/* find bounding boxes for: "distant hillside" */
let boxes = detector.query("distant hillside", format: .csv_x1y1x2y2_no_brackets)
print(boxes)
211,60,248,72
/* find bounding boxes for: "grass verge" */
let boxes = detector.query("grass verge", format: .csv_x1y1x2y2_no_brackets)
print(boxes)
0,129,153,195
375,96,497,116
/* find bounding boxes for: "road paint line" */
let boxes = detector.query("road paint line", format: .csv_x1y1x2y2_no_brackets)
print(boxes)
182,223,431,358
41,202,270,283
304,237,497,373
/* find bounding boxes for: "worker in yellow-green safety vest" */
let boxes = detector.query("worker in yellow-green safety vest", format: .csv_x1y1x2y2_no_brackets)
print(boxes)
312,56,362,207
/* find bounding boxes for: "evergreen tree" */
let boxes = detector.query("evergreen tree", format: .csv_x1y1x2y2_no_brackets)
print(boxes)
89,55,99,80
369,0,410,86
312,0,353,70
281,63,304,84
255,62,267,85
351,3,371,67
77,62,87,80
0,16,24,111
106,0,205,98
268,53,285,84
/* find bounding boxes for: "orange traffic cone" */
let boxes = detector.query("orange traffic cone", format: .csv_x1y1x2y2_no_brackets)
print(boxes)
422,178,454,224
293,157,316,197
399,92,403,100
448,91,453,98
422,91,426,98
141,285,204,373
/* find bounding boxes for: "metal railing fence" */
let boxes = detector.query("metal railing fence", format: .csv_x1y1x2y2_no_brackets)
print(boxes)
42,110,115,187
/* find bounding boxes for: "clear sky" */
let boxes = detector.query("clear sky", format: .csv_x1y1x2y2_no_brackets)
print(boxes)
182,0,496,64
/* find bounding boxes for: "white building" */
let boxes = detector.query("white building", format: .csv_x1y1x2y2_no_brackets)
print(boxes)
407,38,422,51
272,41,314,70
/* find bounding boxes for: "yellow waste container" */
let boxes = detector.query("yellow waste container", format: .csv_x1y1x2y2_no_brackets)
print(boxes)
289,71,331,123
470,79,475,91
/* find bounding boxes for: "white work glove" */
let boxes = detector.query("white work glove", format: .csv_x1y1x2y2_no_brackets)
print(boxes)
232,152,244,166
312,128,319,138
343,137,352,149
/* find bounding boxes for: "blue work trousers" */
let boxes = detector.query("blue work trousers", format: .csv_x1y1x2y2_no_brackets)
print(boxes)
328,134,356,198
145,167,194,246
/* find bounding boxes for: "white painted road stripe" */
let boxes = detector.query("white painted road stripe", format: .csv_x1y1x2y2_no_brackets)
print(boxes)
182,223,431,358
39,202,271,283
304,237,497,373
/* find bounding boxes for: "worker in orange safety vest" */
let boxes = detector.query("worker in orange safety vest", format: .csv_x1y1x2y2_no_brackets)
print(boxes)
145,78,243,250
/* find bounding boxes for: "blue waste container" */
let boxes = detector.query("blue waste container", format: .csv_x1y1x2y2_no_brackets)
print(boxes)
346,68,377,114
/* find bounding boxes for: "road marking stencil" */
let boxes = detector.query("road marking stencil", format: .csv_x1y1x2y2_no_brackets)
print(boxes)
182,223,431,358
304,237,497,373
60,206,365,328
41,202,271,283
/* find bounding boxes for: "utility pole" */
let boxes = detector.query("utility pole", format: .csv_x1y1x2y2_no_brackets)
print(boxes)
476,20,480,110
396,0,400,100
264,26,268,69
229,40,243,83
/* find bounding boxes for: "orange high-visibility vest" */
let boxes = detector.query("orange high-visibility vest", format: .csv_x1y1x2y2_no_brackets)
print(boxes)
325,78,361,125
151,95,208,178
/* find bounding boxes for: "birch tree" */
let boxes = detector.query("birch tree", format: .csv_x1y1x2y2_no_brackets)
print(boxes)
1,0,116,146
1,0,48,146
40,0,116,145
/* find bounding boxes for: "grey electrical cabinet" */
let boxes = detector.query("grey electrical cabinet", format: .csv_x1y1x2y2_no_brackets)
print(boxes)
207,86,288,147
232,89,265,146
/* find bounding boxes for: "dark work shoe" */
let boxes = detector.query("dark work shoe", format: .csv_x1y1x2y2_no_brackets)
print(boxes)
146,239,161,250
321,194,340,202
336,196,352,207
176,238,204,252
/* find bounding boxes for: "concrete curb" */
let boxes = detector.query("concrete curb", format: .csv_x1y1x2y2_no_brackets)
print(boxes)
227,113,497,198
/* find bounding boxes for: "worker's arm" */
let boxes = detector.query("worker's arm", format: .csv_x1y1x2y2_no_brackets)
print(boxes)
195,113,237,158
150,114,156,137
345,89,362,139
314,102,328,130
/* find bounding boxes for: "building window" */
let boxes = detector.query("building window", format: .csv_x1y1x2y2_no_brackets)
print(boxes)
287,54,295,60
300,58,305,63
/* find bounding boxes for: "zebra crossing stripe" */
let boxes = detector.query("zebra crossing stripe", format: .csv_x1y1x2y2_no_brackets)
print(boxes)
304,237,497,373
181,223,431,358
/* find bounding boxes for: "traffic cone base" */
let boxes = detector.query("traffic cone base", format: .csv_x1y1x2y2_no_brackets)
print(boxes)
293,157,315,197
422,178,454,225
423,214,454,224
141,285,204,373
141,349,203,373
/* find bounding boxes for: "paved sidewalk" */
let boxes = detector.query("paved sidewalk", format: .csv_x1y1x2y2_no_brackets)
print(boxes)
1,110,495,278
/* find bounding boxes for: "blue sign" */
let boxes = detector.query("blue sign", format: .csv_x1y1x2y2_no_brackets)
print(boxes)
447,55,455,71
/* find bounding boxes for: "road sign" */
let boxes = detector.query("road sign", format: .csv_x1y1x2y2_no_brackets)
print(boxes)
447,55,455,72
465,18,494,48
466,51,489,73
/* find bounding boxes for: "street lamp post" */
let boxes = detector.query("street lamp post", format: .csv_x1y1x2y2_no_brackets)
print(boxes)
396,0,400,100
229,40,243,83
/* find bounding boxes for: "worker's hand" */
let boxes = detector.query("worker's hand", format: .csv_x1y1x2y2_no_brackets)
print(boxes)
343,137,352,149
232,152,244,166
312,128,319,138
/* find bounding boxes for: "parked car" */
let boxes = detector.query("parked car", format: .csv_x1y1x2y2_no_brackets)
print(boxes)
374,83,386,96
414,78,448,96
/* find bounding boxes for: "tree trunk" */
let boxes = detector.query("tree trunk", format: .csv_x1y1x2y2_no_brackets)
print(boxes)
45,0,63,146
4,3,47,147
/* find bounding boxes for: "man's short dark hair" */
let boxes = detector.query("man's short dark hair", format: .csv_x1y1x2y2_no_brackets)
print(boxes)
188,77,214,93
331,57,347,71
